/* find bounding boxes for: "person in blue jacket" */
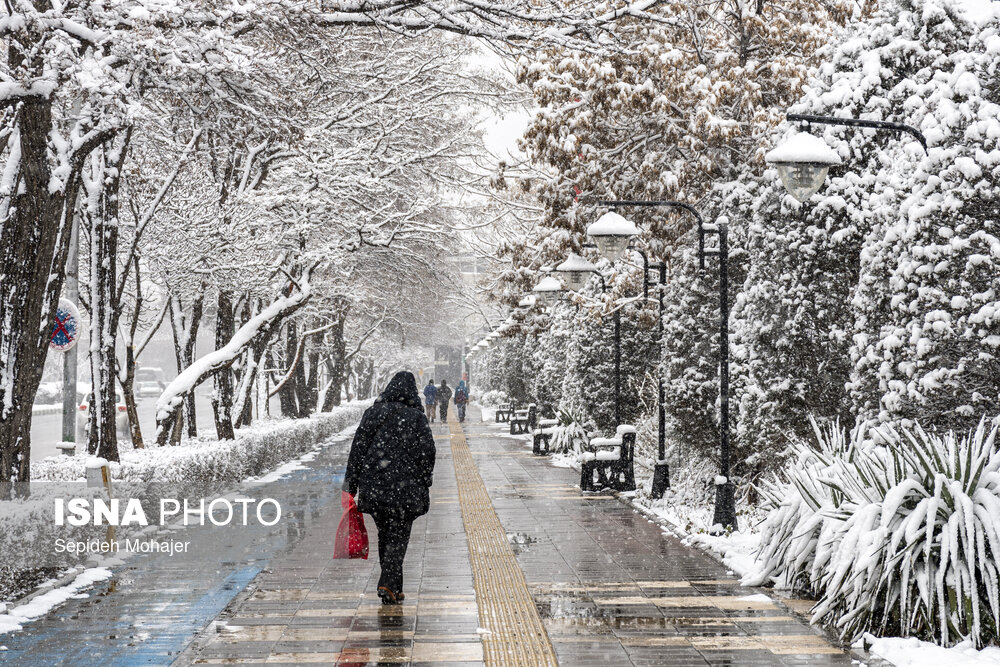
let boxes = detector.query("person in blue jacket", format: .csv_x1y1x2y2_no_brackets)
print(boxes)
422,379,437,423
454,380,469,423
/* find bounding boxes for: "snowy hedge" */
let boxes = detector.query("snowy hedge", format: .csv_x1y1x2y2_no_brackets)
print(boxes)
478,390,510,407
0,404,364,574
747,418,1000,648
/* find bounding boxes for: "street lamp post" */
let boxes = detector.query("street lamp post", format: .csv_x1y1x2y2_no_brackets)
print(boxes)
590,202,736,529
766,113,928,202
552,255,623,427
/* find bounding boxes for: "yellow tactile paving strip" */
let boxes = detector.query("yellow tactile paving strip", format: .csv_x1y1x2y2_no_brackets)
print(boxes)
449,415,559,667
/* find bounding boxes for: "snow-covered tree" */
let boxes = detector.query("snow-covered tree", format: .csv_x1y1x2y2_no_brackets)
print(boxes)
844,0,1000,431
488,0,858,479
733,0,1000,466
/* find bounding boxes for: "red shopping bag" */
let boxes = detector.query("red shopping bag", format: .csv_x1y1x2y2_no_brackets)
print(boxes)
333,491,369,559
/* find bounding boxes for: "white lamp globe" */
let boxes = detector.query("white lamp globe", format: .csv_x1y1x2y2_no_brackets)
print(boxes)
764,132,842,202
587,212,639,262
532,275,565,307
554,254,598,290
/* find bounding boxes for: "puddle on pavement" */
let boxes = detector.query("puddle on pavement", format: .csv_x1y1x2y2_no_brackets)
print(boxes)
506,531,536,554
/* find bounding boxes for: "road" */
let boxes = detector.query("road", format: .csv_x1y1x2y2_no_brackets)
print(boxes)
30,388,219,461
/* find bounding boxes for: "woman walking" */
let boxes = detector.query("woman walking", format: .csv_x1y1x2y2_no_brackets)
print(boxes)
345,371,436,604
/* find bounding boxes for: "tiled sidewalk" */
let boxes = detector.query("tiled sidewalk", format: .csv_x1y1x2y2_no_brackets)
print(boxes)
177,407,852,666
463,412,850,666
176,424,485,666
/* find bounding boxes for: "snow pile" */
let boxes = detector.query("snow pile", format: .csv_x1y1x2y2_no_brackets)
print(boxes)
747,418,1000,648
0,568,112,635
763,132,842,165
585,211,640,237
858,634,1000,666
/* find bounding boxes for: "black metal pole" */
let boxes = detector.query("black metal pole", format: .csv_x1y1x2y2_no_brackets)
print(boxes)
711,221,737,531
614,307,621,426
786,113,928,153
657,262,665,462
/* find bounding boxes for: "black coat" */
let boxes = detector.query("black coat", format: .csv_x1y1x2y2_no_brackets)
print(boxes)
345,372,436,518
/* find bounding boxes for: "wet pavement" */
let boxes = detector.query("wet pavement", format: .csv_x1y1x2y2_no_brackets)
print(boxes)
3,407,854,666
0,429,356,666
173,406,851,666
459,411,850,667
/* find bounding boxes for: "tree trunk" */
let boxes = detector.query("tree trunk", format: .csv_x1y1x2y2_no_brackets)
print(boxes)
328,315,347,408
120,255,145,450
0,92,96,490
359,357,375,399
301,349,320,416
85,133,131,463
212,291,236,440
293,325,310,418
170,402,184,446
122,344,143,449
277,326,298,417
168,292,204,441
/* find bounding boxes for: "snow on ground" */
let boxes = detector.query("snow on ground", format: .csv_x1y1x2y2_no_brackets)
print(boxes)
0,568,112,635
858,635,1000,666
1,406,366,629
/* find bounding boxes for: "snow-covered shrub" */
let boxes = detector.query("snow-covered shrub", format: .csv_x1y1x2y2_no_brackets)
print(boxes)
749,417,1000,647
549,409,590,454
744,420,854,594
478,390,510,407
731,0,1000,464
843,0,1000,432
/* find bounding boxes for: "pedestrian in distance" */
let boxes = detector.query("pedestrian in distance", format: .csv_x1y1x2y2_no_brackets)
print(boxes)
437,379,452,422
454,380,469,423
423,379,437,423
345,371,436,605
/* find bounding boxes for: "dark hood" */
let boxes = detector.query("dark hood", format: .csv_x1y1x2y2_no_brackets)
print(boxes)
378,371,421,409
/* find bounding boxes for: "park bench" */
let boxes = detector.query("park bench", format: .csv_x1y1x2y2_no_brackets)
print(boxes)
56,443,76,456
579,425,636,492
495,402,516,423
532,418,559,455
509,403,536,435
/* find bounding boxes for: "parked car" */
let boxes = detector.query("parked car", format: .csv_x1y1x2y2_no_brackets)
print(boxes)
77,390,131,443
135,367,166,399
35,382,62,405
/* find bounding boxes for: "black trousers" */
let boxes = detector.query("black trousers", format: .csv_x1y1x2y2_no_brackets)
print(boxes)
370,511,414,594
439,402,449,421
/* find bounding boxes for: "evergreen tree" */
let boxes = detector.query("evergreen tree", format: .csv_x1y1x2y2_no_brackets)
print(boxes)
845,0,1000,430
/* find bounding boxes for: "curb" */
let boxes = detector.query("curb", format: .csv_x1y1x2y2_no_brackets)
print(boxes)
1,564,99,618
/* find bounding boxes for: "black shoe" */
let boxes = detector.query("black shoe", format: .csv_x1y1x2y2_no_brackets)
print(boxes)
378,586,401,605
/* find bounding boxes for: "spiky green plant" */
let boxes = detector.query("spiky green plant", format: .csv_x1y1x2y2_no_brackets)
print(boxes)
749,418,1000,647
550,408,589,454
